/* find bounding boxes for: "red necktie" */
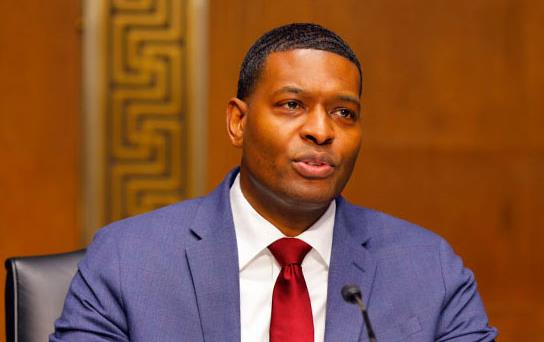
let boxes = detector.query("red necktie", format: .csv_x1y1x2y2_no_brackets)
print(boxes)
268,238,314,342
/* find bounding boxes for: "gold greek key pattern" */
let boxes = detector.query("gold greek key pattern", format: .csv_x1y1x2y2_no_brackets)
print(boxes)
106,0,187,221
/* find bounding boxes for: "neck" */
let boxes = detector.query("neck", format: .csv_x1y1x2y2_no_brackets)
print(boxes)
239,172,331,237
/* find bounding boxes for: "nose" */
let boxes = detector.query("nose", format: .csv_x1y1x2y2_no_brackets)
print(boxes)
300,107,334,145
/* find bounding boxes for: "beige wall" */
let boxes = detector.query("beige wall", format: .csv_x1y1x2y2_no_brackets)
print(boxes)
207,0,544,340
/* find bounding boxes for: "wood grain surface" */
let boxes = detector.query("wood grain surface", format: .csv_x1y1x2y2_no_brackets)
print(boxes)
0,1,82,337
207,1,544,339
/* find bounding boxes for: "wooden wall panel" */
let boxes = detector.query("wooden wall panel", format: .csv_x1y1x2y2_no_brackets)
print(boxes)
208,0,544,340
0,0,82,337
0,0,541,340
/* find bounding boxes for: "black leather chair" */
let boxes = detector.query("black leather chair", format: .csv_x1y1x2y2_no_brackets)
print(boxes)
4,249,85,342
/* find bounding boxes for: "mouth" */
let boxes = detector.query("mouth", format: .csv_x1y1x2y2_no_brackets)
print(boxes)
292,154,336,179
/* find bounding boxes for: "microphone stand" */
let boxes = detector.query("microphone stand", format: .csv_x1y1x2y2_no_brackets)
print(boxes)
341,284,377,342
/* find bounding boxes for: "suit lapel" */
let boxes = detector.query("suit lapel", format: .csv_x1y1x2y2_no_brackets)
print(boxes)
183,172,378,342
185,171,241,342
325,198,377,342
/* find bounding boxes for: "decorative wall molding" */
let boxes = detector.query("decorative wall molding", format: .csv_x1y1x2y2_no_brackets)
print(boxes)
82,0,208,243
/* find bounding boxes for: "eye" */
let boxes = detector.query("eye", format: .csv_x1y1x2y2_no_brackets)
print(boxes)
282,100,301,110
334,108,357,120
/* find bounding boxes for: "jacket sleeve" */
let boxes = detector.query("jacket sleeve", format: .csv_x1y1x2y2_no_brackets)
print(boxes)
50,227,129,341
436,238,498,341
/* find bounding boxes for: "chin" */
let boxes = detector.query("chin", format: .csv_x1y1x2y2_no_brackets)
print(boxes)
281,183,338,207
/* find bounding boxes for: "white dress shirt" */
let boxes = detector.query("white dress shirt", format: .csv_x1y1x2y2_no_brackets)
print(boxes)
230,174,335,342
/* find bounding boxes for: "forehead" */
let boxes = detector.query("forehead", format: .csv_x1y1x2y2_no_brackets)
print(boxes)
256,49,361,97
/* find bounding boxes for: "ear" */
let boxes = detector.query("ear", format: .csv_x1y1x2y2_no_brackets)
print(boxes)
226,97,248,148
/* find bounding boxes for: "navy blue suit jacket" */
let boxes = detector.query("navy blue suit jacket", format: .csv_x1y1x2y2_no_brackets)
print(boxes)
51,169,497,341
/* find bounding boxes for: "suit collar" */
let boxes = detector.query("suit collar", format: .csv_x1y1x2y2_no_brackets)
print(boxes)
325,197,377,342
188,168,239,240
230,172,337,270
185,169,241,342
185,169,378,342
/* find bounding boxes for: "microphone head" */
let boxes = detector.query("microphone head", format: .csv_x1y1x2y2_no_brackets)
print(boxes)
341,284,362,304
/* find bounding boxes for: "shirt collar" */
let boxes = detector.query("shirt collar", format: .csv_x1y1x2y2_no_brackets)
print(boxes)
230,173,335,271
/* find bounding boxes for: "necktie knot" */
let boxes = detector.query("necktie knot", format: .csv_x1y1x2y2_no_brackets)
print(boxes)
268,238,312,266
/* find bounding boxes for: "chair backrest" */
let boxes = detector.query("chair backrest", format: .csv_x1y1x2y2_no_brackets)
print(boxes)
4,249,85,342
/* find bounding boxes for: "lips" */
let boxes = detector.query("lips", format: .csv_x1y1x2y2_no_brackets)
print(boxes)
292,154,336,179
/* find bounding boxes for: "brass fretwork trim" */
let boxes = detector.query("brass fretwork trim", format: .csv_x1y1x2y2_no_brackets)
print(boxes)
82,0,208,244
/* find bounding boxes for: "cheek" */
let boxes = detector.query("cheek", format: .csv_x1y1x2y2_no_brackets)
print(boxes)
246,115,292,156
243,118,283,166
335,136,362,178
339,131,362,159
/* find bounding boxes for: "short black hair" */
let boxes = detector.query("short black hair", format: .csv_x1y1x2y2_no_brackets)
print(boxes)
236,23,362,100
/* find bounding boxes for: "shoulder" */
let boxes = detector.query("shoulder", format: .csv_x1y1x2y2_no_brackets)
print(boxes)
99,197,204,237
87,196,210,265
93,169,238,249
97,196,203,239
337,198,445,252
336,199,460,287
338,200,497,339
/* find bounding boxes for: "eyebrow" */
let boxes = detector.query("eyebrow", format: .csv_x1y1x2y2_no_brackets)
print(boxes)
272,86,304,97
272,86,360,107
336,94,360,107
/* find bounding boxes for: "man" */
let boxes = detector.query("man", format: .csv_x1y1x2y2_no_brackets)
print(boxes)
52,23,497,341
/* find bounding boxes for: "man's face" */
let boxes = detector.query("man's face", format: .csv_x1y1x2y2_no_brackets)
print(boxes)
235,49,362,208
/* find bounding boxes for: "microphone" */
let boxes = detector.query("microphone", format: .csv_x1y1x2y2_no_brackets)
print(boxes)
341,284,377,342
